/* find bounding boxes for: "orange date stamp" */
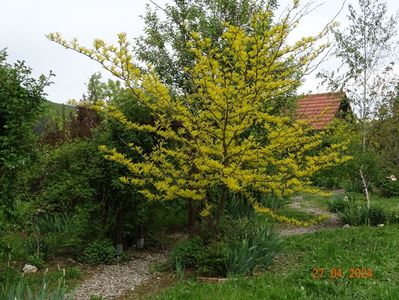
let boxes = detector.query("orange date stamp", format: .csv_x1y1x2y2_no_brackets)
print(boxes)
311,267,374,279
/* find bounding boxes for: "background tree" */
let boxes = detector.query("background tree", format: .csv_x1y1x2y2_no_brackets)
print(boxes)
371,85,399,196
137,0,277,94
0,49,52,219
49,3,349,233
319,0,398,207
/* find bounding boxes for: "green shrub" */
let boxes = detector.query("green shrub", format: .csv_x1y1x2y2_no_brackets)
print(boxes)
338,204,387,226
367,206,387,226
197,241,228,276
387,211,399,224
0,233,27,262
82,239,116,265
170,218,282,277
170,237,203,269
328,196,351,213
24,236,48,260
1,213,86,265
379,179,399,197
226,223,282,276
170,237,228,276
338,205,368,226
26,254,45,268
64,267,82,280
37,213,84,256
0,237,9,262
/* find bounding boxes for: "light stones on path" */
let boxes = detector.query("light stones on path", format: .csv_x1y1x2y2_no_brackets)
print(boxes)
22,264,38,273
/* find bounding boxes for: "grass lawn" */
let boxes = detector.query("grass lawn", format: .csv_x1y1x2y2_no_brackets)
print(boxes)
154,225,399,299
345,192,399,212
297,192,332,211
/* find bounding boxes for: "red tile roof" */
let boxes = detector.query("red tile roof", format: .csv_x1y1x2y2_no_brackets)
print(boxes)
296,92,345,129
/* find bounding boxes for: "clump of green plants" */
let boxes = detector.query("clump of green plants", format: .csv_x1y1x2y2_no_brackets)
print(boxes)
224,193,255,219
90,295,105,300
224,219,282,276
26,254,45,269
337,202,388,226
170,237,228,277
170,217,282,277
82,239,116,266
329,195,389,226
170,237,203,270
387,211,399,224
378,177,399,197
260,194,290,210
328,196,351,213
338,204,368,226
366,206,387,226
0,272,73,300
64,266,82,280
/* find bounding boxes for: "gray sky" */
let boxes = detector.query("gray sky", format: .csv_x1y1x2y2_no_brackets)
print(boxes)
1,0,398,103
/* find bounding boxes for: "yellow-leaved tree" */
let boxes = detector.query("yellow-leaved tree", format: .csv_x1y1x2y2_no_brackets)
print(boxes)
48,3,350,231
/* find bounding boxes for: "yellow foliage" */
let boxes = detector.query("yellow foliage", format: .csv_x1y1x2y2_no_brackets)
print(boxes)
48,5,348,226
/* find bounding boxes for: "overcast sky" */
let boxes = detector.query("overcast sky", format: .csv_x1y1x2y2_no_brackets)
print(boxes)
1,0,399,103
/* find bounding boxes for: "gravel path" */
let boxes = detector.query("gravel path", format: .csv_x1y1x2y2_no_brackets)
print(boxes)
71,251,167,300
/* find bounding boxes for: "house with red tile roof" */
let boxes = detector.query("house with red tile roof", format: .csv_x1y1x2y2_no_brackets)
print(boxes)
296,92,352,130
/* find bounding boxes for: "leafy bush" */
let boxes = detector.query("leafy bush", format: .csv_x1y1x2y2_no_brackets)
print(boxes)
226,223,282,276
338,205,369,226
387,211,399,224
37,213,84,256
64,266,82,280
338,203,387,226
170,238,227,276
26,254,45,268
170,237,228,276
0,233,27,262
170,218,282,277
170,237,203,269
197,241,228,276
328,196,351,213
379,179,399,197
82,239,116,265
24,236,48,260
367,206,387,226
25,141,103,212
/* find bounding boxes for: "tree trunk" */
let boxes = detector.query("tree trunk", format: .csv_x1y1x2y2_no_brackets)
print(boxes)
187,199,196,233
359,168,370,209
212,186,228,233
137,225,145,249
115,209,124,254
